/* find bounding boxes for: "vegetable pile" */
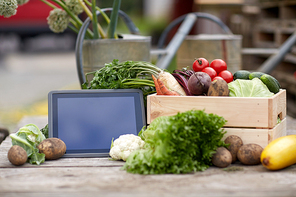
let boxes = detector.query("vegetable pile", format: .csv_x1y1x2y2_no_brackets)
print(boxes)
150,57,281,98
83,58,281,99
8,124,66,166
121,110,227,174
153,58,235,97
10,124,46,165
232,70,281,94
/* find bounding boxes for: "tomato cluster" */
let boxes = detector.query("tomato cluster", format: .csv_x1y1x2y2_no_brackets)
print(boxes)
192,58,233,83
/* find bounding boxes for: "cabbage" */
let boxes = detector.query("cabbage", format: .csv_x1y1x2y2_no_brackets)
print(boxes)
10,124,46,165
228,78,274,97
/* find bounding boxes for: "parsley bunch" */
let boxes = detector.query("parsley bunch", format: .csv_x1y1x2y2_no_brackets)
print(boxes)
123,110,227,174
83,59,163,100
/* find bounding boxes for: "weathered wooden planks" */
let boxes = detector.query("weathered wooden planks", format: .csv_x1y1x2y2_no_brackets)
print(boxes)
0,116,296,196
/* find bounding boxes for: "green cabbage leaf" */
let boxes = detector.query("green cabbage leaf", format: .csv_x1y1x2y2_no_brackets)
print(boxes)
10,124,46,165
228,78,274,97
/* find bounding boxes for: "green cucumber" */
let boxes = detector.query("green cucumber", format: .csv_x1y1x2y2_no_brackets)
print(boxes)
249,72,265,80
260,74,280,94
233,70,251,80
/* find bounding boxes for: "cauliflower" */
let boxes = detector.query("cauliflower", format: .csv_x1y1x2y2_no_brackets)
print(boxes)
109,134,145,161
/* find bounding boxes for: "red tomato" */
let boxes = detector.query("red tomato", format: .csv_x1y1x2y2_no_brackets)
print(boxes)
210,59,227,74
202,67,217,80
192,58,209,72
218,70,233,83
212,76,225,81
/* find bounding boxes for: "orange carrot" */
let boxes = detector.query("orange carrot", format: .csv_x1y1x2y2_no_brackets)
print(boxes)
152,74,163,95
157,78,180,96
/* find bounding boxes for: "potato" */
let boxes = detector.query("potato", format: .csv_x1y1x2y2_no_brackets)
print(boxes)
207,79,229,96
38,138,66,160
224,135,243,163
237,143,263,165
212,147,232,168
7,145,27,166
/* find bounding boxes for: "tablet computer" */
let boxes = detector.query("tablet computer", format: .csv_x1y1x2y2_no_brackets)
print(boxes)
48,89,146,157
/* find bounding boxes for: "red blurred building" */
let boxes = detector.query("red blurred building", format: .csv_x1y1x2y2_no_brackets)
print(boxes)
0,0,54,35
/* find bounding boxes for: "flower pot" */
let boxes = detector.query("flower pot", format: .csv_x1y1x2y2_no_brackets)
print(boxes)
81,34,151,82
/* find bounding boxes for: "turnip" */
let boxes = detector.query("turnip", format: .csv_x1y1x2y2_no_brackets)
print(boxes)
188,72,212,95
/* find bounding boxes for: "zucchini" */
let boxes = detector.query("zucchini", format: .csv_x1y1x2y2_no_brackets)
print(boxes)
233,70,251,80
249,72,265,80
260,74,280,94
261,135,296,170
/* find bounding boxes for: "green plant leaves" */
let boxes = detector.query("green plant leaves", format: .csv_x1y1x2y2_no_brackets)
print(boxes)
123,110,227,174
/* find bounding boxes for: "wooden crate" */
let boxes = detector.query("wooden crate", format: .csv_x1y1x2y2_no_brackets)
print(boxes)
147,90,287,147
222,118,286,148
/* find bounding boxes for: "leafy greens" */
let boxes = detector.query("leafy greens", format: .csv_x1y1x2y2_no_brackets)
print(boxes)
228,78,274,97
123,110,227,174
83,59,162,96
10,124,46,165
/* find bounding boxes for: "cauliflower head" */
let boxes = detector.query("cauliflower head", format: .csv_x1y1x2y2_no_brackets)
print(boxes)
109,134,145,161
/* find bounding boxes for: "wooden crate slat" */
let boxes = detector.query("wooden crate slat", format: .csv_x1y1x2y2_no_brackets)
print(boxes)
147,90,286,129
222,118,286,148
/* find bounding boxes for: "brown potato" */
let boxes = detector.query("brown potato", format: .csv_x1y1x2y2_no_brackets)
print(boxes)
207,79,229,96
224,135,243,163
212,147,232,168
7,145,27,166
237,143,263,165
38,138,66,160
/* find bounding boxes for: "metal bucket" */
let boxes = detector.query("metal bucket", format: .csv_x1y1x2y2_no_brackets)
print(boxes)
75,8,150,85
79,34,151,83
176,34,242,74
82,34,151,74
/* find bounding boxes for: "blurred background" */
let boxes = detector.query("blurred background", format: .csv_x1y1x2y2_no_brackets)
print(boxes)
0,0,296,131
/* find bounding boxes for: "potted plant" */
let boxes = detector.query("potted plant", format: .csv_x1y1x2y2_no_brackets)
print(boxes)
0,0,151,84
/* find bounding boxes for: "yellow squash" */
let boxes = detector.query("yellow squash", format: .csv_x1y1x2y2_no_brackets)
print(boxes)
261,135,296,170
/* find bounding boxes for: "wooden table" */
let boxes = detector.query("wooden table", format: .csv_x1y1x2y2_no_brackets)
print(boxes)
1,116,296,197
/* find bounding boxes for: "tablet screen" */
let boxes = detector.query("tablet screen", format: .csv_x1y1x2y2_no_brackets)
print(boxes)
48,89,146,157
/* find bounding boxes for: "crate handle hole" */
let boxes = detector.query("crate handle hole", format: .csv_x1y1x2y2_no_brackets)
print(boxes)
278,112,283,121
